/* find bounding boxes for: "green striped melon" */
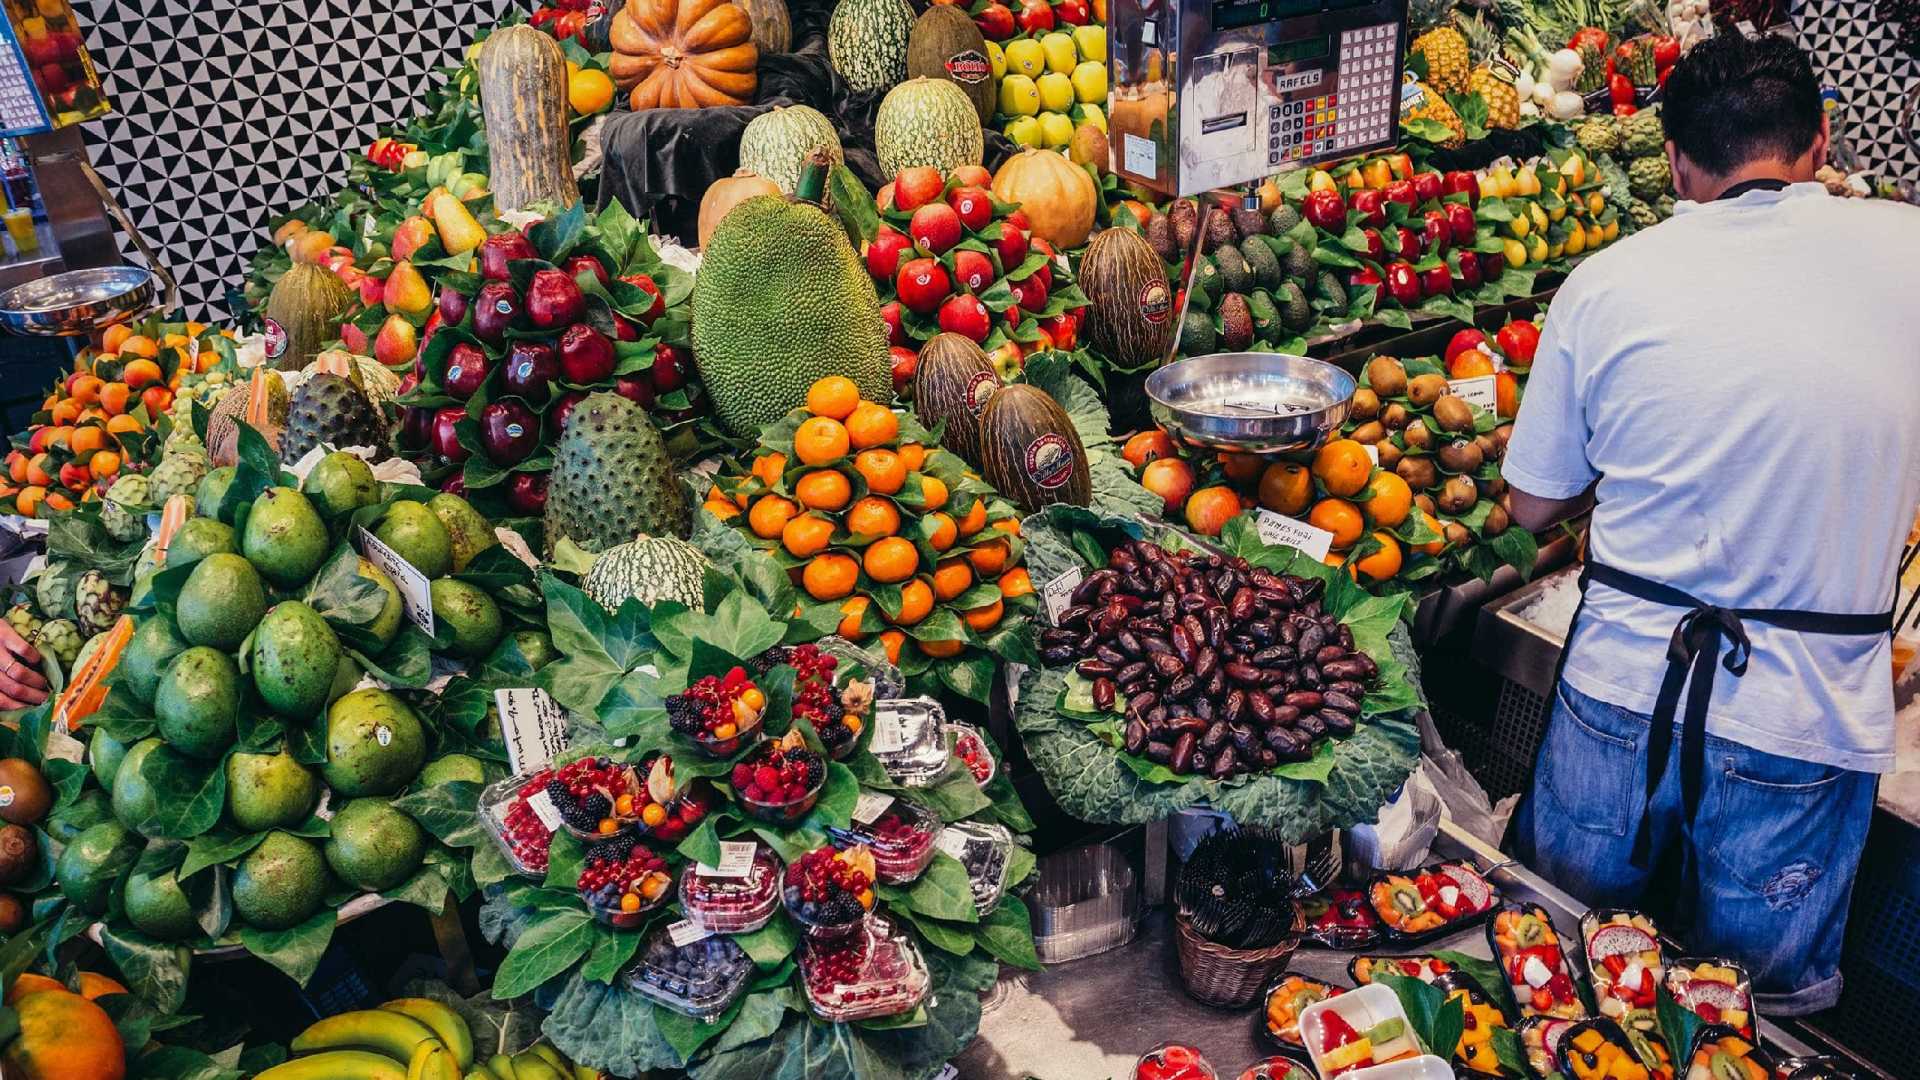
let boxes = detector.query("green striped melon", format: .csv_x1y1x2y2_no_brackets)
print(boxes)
827,0,913,94
582,535,710,612
874,77,984,179
739,106,844,196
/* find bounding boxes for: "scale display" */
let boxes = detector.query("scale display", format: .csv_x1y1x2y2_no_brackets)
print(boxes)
1107,0,1409,195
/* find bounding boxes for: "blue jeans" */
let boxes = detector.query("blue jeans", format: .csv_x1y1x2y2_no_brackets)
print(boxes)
1515,681,1876,1015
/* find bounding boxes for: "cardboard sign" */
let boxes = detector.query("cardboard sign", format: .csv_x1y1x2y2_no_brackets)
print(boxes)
1448,375,1499,413
1040,567,1084,625
1254,509,1336,561
356,525,435,636
497,687,569,776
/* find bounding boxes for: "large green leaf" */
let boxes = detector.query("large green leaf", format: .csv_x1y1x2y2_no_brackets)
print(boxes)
492,907,595,998
237,908,335,986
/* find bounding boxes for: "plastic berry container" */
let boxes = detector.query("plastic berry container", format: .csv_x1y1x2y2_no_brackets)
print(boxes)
576,838,676,929
669,665,769,758
480,773,559,878
799,915,930,1023
731,740,826,824
935,820,1014,916
1134,1043,1218,1080
782,846,878,943
536,757,644,843
678,842,782,935
814,634,906,700
827,799,939,885
945,722,997,788
866,697,952,787
625,927,754,1023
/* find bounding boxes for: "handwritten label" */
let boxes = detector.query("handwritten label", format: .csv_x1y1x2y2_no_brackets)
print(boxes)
935,828,972,863
525,787,563,832
1123,132,1158,179
356,525,435,636
497,688,570,776
851,790,896,825
667,919,713,948
1040,567,1083,625
696,840,758,878
1447,375,1498,413
1254,508,1336,560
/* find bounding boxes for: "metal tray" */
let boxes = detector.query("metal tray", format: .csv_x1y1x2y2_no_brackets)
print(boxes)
1473,562,1583,699
1146,352,1356,454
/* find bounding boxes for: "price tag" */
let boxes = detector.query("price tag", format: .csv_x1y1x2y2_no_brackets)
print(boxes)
1447,375,1498,413
356,526,435,636
1254,509,1336,561
525,787,563,832
697,840,758,878
1123,133,1157,180
851,790,896,825
935,828,971,863
667,919,713,948
497,688,570,776
867,708,910,754
1362,442,1380,465
934,1065,960,1080
1040,567,1083,625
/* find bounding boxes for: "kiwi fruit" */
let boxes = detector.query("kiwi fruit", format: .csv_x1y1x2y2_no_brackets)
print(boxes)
1349,421,1385,445
1491,424,1514,453
1709,1053,1748,1080
1377,442,1403,469
1438,475,1479,514
1437,438,1484,474
1365,356,1408,399
0,824,34,885
1381,403,1410,431
1480,475,1509,500
1414,493,1436,516
1403,419,1434,451
1512,913,1547,948
1349,387,1380,420
1474,433,1500,461
1432,394,1475,434
1484,503,1511,536
1444,522,1473,547
1396,457,1439,491
0,760,51,826
1407,373,1448,407
0,892,23,934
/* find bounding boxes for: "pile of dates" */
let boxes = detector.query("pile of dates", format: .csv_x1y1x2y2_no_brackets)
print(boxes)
1038,541,1379,780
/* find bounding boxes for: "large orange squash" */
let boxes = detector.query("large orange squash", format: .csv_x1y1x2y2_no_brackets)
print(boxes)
990,148,1098,250
609,0,760,110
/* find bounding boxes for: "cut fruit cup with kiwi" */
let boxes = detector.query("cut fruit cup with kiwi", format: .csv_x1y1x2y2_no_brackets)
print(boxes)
1665,959,1754,1038
1489,902,1586,1019
1580,908,1666,1021
1684,1026,1772,1080
1562,1018,1658,1080
1262,973,1344,1048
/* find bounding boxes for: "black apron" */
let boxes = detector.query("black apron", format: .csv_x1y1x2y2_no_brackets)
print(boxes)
1543,177,1895,872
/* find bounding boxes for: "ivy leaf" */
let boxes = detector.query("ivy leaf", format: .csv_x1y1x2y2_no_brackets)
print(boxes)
179,828,267,880
238,909,336,986
119,749,225,840
98,925,192,1013
579,922,644,984
975,896,1041,971
492,908,595,998
391,781,487,848
875,852,975,924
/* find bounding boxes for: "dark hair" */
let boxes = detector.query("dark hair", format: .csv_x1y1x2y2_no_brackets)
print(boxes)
1661,34,1822,175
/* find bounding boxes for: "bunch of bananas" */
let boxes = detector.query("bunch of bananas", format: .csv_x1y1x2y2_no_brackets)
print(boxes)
256,998,599,1080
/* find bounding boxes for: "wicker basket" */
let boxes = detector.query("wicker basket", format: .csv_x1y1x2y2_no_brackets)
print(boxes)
1173,906,1303,1008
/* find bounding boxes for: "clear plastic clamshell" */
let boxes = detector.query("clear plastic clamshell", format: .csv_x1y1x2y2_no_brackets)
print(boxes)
479,773,558,878
799,915,930,1023
678,840,783,934
936,820,1014,916
945,722,997,788
866,697,952,786
828,797,939,884
624,926,754,1023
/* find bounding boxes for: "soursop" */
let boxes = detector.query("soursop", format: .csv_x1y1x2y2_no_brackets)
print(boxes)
35,619,80,669
583,536,710,613
35,561,81,621
75,570,126,637
1622,109,1665,158
280,372,389,465
1575,116,1620,157
101,474,153,542
1628,155,1671,201
150,449,211,505
6,604,40,643
545,393,691,555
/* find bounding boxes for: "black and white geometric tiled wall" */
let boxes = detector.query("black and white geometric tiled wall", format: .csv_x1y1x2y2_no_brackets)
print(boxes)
69,0,520,322
1793,0,1920,182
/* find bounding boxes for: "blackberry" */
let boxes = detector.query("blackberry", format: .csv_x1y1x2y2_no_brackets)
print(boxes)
825,893,862,922
802,754,826,789
751,647,789,674
591,831,637,863
583,792,612,820
666,695,702,735
820,722,853,748
549,780,599,832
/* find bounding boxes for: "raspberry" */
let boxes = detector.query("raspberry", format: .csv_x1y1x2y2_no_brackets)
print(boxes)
731,764,753,788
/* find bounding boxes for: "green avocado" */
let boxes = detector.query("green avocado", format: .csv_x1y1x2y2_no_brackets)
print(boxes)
302,451,379,520
324,798,426,891
374,501,452,579
226,749,320,832
124,840,200,940
56,819,140,915
175,553,266,651
323,689,426,796
241,486,329,588
231,831,329,930
430,578,502,659
154,646,241,759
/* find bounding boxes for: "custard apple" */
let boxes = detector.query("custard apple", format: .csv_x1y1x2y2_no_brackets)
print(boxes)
150,449,211,505
1628,154,1671,201
35,619,80,668
1621,109,1665,158
101,474,153,542
74,570,126,637
5,604,40,643
1574,116,1620,157
34,561,80,621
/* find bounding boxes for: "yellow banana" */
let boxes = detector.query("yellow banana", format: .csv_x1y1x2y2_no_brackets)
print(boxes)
527,1045,568,1074
381,999,475,1071
572,1066,601,1080
511,1051,566,1080
292,1010,439,1063
466,1073,500,1080
408,1042,461,1080
255,1050,410,1080
489,1054,521,1080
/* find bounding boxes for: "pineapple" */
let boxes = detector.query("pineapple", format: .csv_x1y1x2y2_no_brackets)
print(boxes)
1402,85,1466,149
1408,0,1470,95
1462,15,1520,129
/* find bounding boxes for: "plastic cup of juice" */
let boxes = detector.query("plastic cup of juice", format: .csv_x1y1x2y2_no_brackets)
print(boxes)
2,210,36,253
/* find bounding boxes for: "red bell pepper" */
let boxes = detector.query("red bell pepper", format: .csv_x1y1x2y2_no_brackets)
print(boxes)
1652,35,1681,70
1569,26,1610,53
1613,104,1639,116
1609,72,1636,108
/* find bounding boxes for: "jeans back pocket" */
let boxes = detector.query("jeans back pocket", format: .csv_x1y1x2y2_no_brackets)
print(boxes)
1540,683,1645,838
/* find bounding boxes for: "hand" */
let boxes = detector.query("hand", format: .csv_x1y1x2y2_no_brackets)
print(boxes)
0,623,49,710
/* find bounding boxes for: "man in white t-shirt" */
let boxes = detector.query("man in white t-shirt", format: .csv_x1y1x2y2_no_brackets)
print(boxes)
1503,32,1920,1014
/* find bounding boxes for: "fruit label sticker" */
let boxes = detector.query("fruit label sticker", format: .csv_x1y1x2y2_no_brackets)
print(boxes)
867,711,910,754
696,840,757,878
851,790,896,825
497,687,570,775
45,727,85,766
1041,567,1084,625
1447,375,1498,413
964,371,997,415
935,828,971,863
355,526,435,636
1023,433,1076,490
313,789,334,821
946,50,991,85
1139,279,1173,324
1123,133,1157,180
263,318,288,360
0,786,13,807
1363,443,1380,465
1254,509,1336,560
375,725,392,747
667,918,713,948
524,787,564,833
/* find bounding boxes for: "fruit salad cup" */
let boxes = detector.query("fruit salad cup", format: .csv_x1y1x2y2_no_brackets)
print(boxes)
1436,973,1509,1076
799,915,929,1023
782,845,878,942
1349,955,1456,987
630,752,713,844
1561,1019,1656,1080
730,729,826,824
514,757,646,843
678,841,782,934
1665,960,1754,1039
1236,1058,1312,1080
764,639,891,761
1299,886,1382,948
1134,1043,1218,1080
1683,1026,1772,1080
1518,1017,1578,1079
1369,862,1499,941
666,665,766,757
1299,982,1424,1078
1581,909,1666,1033
827,798,938,884
1489,902,1586,1020
577,835,675,928
1262,973,1343,1052
625,927,754,1022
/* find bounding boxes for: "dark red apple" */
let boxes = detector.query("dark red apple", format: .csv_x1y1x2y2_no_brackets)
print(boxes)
1384,179,1417,211
1383,261,1422,306
1029,239,1057,289
548,390,587,434
937,294,992,342
652,344,689,392
1017,0,1054,34
481,400,540,465
1481,249,1506,280
890,345,918,393
472,282,520,344
611,314,641,342
566,254,609,287
867,225,913,281
1443,202,1477,247
1301,188,1347,230
506,471,550,515
614,373,656,409
618,273,666,324
557,323,614,384
399,406,433,451
1352,188,1386,228
1349,266,1384,287
1421,210,1451,254
437,287,469,327
1444,171,1479,206
527,268,586,330
1358,228,1387,263
1419,264,1453,296
442,343,490,400
973,1,1015,38
1456,250,1484,288
479,231,536,281
1412,171,1444,204
432,406,470,462
1011,273,1049,312
502,340,558,403
1394,225,1422,261
441,474,467,495
946,186,994,232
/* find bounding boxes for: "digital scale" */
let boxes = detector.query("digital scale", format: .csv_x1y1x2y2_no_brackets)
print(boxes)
1107,0,1411,195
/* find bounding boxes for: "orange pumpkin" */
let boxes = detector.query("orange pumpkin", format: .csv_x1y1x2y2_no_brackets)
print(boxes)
698,170,782,248
991,148,1099,250
609,0,760,110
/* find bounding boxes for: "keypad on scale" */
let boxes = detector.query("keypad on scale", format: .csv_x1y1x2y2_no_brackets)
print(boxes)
1333,23,1397,149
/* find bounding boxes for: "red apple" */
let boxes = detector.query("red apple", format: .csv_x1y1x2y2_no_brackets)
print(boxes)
946,186,994,232
502,340,558,403
995,223,1030,274
442,343,490,400
1383,179,1417,211
1443,202,1477,247
1352,188,1386,227
1456,249,1484,289
895,257,952,314
566,254,609,287
472,282,521,345
880,301,906,346
506,471,550,515
526,268,586,329
1383,261,1422,306
614,373,656,409
1445,328,1488,363
973,1,1016,38
867,225,913,280
937,294,992,341
892,167,946,212
909,202,963,256
1017,0,1054,33
479,231,536,282
557,323,614,384
481,400,540,465
432,406,470,462
952,249,995,293
548,390,587,434
890,345,919,393
1419,263,1453,297
653,344,690,392
1011,273,1049,312
1412,171,1444,204
1301,188,1347,230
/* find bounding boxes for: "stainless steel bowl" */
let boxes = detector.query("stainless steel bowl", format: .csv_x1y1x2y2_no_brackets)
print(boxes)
0,265,159,337
1145,352,1357,454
